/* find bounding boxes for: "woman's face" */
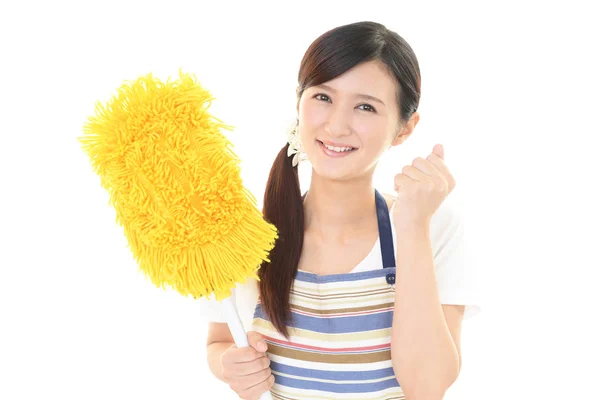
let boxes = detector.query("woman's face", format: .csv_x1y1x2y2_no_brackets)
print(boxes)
298,60,404,181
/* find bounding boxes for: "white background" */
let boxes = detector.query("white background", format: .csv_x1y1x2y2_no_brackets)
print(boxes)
1,1,598,399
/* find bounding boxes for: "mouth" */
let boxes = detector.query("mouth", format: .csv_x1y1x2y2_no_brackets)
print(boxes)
317,140,358,158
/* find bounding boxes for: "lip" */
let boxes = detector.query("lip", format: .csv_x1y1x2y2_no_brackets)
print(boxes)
318,139,357,149
317,140,357,158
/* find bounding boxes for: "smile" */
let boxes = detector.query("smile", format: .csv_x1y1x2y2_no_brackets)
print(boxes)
317,140,357,158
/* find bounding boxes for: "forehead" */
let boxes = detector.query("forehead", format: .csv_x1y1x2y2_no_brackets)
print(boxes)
311,60,397,101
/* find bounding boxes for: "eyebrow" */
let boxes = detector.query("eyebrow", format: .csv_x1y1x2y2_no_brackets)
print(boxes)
314,84,386,106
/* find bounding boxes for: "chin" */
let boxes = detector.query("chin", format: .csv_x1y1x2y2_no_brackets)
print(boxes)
309,162,355,182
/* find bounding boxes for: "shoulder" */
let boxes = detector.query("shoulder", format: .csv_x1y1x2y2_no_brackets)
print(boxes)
234,277,260,330
197,276,260,328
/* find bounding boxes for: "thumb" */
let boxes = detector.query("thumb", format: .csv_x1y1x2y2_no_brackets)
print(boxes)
247,331,268,352
433,144,444,160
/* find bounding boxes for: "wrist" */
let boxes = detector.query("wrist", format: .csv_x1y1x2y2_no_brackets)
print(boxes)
394,219,430,235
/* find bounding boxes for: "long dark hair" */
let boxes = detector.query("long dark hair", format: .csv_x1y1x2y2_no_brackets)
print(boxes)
258,21,421,340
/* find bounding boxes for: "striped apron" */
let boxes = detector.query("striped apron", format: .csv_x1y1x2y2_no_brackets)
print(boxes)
252,189,404,399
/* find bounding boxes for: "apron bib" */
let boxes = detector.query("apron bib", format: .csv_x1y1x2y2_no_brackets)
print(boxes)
252,189,404,399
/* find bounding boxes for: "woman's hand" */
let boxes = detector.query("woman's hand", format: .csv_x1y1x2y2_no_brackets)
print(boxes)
393,144,456,228
220,331,275,399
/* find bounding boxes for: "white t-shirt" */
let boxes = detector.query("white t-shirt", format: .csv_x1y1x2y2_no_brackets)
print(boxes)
197,197,480,329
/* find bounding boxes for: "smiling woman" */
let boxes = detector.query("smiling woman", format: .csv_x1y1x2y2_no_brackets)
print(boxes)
202,21,480,400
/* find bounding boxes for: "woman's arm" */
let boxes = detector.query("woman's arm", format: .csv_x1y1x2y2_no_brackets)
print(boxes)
390,224,464,399
206,322,235,382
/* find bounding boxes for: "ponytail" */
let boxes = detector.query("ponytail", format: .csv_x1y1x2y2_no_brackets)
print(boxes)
257,142,304,340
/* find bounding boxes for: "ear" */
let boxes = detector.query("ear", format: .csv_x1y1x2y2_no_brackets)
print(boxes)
390,111,420,147
296,86,301,114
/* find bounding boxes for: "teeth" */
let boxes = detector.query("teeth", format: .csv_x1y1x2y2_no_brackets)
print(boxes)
323,143,354,152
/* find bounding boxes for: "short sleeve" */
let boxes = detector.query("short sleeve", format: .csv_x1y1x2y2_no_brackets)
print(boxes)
429,201,481,319
197,276,260,330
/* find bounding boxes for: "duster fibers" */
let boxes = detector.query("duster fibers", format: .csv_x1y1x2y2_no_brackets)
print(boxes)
78,70,278,301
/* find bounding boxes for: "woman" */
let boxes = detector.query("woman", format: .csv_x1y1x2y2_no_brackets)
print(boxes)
203,21,480,399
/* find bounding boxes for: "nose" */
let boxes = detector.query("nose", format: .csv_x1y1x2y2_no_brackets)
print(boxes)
325,105,352,138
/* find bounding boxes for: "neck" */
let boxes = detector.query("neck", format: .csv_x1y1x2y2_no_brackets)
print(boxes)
303,172,376,242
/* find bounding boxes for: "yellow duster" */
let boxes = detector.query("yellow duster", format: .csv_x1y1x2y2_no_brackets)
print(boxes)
78,69,278,302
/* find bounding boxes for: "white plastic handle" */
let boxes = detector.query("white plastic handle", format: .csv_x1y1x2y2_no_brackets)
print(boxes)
221,296,272,400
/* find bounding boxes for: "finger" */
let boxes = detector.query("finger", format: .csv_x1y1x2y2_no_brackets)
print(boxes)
425,153,449,175
229,354,271,376
394,173,414,191
401,165,431,182
224,346,264,364
247,332,268,353
233,363,271,386
229,366,272,396
425,153,455,189
412,157,442,177
433,144,444,160
240,372,275,400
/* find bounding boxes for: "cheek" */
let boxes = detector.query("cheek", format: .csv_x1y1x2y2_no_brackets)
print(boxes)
355,122,389,147
299,101,327,129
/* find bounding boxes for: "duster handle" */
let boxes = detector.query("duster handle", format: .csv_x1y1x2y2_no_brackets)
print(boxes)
221,296,273,400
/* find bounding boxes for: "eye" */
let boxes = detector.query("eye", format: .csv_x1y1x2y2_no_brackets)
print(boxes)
358,104,376,113
313,93,331,102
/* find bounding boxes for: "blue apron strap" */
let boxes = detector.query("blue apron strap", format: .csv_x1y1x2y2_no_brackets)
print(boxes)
374,189,396,269
375,189,397,286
